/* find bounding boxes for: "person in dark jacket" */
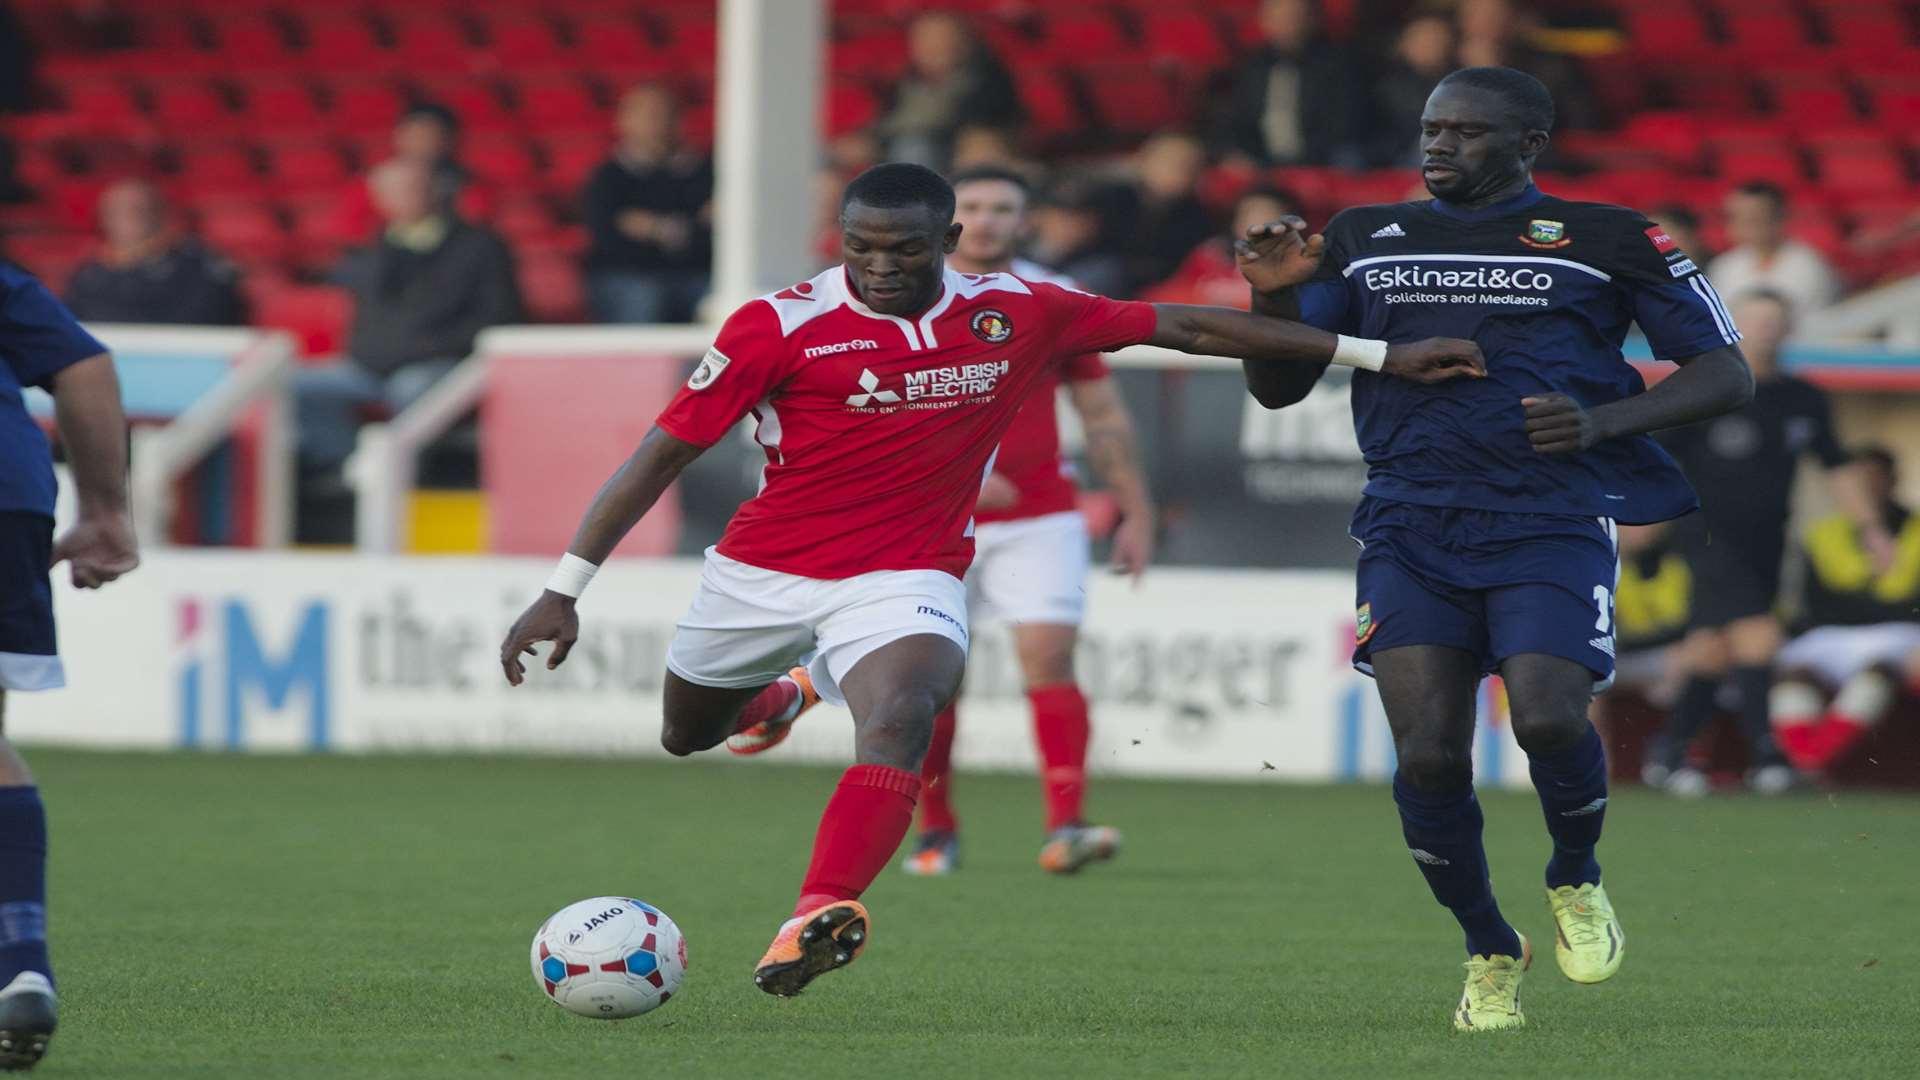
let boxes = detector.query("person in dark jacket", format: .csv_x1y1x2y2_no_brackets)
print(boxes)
875,11,1023,169
293,158,520,471
581,84,712,324
1213,0,1364,167
1368,13,1457,167
64,179,245,325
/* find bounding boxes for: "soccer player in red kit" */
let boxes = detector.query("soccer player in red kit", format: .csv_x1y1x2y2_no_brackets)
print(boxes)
500,163,1484,998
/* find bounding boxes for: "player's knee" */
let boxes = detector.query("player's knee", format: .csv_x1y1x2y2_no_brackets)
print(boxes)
658,717,714,758
1395,739,1472,791
1507,705,1587,756
854,690,941,769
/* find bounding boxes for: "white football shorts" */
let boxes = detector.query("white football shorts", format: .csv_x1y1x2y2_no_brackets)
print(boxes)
1776,622,1920,686
665,548,970,707
968,510,1091,627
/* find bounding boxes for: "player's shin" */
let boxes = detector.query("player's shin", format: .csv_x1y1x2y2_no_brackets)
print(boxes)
1029,684,1090,831
918,705,959,833
0,784,50,988
794,765,922,917
1392,773,1522,959
1526,725,1608,889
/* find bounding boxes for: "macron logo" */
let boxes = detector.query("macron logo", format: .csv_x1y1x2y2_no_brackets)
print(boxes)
804,338,880,360
1371,222,1407,239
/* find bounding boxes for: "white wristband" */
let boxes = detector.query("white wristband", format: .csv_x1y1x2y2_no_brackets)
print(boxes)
1331,335,1388,372
545,554,599,599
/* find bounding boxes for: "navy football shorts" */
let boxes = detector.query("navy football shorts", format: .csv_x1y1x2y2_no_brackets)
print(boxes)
0,512,63,692
1349,496,1620,691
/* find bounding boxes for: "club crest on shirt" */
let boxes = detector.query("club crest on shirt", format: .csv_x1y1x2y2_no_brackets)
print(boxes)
1519,219,1571,249
687,347,731,391
1355,602,1376,645
970,309,1014,344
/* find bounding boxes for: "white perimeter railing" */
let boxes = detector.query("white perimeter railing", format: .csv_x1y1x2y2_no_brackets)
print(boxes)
344,324,1248,554
63,326,297,550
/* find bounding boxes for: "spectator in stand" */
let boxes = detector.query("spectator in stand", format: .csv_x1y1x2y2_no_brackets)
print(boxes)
1369,13,1456,167
1024,179,1127,299
1648,205,1708,265
1110,131,1217,296
294,158,520,474
1771,446,1920,774
1709,182,1842,317
581,84,713,325
1214,0,1363,168
1142,188,1297,308
341,102,490,241
948,124,1028,173
1455,0,1595,130
875,12,1023,170
64,179,245,325
1646,291,1888,796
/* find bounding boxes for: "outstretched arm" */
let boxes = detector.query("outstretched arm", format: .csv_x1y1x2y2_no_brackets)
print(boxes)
1243,288,1331,409
500,427,706,684
1523,345,1754,454
1147,303,1486,384
1067,376,1154,578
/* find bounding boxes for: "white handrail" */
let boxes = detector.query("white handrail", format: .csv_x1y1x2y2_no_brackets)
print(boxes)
124,330,297,548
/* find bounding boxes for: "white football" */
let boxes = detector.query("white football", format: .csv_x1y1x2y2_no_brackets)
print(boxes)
530,897,687,1019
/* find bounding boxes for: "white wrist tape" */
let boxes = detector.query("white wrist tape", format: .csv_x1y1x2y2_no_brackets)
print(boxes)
1331,335,1388,372
545,554,599,599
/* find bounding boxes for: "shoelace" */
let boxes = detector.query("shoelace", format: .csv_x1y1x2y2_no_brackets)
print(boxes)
1462,958,1519,1012
1557,892,1610,947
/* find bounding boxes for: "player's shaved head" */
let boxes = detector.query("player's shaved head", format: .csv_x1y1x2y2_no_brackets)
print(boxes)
841,163,962,317
1420,67,1554,208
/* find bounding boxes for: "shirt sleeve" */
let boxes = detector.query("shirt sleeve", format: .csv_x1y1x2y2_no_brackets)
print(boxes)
654,300,792,448
1800,382,1850,468
1295,215,1354,334
1060,351,1109,382
2,273,108,390
1032,282,1158,356
1612,214,1741,362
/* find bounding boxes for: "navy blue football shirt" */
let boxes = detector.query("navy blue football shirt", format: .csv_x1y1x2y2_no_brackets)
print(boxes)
1,264,109,516
1296,184,1738,525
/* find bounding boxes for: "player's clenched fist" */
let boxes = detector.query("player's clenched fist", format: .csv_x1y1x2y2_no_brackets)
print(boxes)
500,591,579,686
1522,393,1601,454
1234,216,1326,292
1383,338,1487,384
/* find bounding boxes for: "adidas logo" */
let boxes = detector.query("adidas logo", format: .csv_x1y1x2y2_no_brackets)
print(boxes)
1408,848,1451,867
1561,797,1609,818
1370,222,1407,239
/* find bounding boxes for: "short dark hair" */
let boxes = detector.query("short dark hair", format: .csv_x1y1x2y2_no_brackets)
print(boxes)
1437,66,1555,132
948,165,1031,195
1855,444,1897,474
841,162,956,222
401,101,459,133
1733,180,1788,209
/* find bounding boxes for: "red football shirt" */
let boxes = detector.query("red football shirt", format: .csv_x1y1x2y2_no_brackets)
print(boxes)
655,266,1157,579
972,350,1109,525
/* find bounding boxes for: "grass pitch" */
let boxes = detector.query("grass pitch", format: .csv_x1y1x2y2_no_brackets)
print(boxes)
28,749,1919,1078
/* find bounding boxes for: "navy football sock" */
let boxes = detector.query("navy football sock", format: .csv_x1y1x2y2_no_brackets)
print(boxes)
1655,675,1720,772
0,787,48,987
1528,725,1608,888
1729,665,1786,768
1392,773,1521,959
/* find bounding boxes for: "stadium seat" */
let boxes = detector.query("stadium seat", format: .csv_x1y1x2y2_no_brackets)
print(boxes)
1713,146,1806,186
477,14,567,70
263,140,352,192
1723,12,1814,56
149,80,237,134
197,202,291,266
1816,147,1912,195
464,135,540,185
1139,12,1229,71
830,30,911,80
512,78,604,135
286,194,365,264
572,17,673,79
296,15,385,73
252,284,355,358
1620,112,1707,170
1772,79,1861,125
657,15,718,73
824,80,880,137
1624,11,1713,57
237,79,324,129
538,137,609,196
417,79,516,134
390,15,479,75
515,251,588,322
1030,13,1131,66
1661,68,1758,115
323,80,406,134
1083,69,1188,134
206,14,295,73
60,80,146,134
1013,69,1084,141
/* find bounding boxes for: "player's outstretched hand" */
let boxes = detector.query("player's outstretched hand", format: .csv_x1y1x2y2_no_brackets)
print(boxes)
500,591,579,687
1522,393,1601,454
50,509,138,589
1110,513,1154,583
1383,339,1487,384
1234,216,1325,293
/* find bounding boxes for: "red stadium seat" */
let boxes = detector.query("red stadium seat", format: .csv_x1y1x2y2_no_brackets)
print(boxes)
1013,69,1083,141
1722,12,1813,57
1816,147,1912,195
1082,68,1186,134
1770,78,1861,125
263,140,351,192
1624,11,1712,55
824,80,880,137
464,136,539,184
1823,9,1914,53
253,285,355,358
830,30,911,81
61,80,146,133
658,15,718,73
1030,13,1131,66
1661,68,1758,115
1140,12,1229,70
297,16,385,73
149,80,236,134
1713,146,1806,186
206,15,294,73
572,17,673,79
513,78,604,135
1620,112,1707,170
286,193,366,258
323,80,406,134
477,15,567,70
390,15,478,75
237,79,323,129
198,202,290,266
515,252,588,323
539,137,609,196
416,79,516,134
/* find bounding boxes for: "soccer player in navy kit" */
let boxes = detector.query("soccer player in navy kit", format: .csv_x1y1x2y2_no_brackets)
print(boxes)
1235,68,1755,1031
0,262,138,1068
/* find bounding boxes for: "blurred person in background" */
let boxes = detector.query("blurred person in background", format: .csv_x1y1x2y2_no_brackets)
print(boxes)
1588,521,1695,745
294,158,520,475
1708,182,1841,317
947,124,1028,173
1142,188,1297,307
875,11,1023,169
1369,13,1457,167
1111,132,1216,296
582,84,713,325
1454,0,1595,130
63,179,245,326
1214,0,1363,167
341,102,489,240
1647,291,1887,795
1647,205,1707,265
1025,178,1127,298
1770,446,1920,774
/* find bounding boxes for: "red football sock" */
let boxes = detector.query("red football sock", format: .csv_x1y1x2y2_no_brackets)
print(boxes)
793,764,920,918
1775,720,1825,771
917,705,959,833
1811,714,1872,768
733,675,800,734
1030,683,1091,832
